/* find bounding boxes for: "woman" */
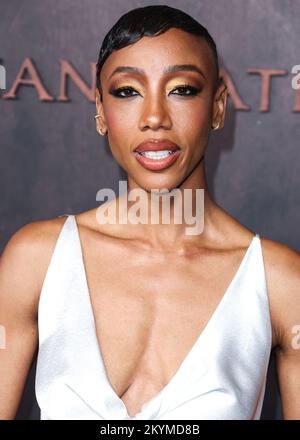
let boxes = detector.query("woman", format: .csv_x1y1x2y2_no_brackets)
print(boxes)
0,5,300,420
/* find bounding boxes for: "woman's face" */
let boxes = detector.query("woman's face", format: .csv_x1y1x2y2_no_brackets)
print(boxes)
96,28,227,192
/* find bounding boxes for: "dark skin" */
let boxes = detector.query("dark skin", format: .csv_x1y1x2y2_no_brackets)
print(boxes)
0,28,300,419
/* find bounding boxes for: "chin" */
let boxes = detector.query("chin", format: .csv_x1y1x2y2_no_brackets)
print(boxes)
134,173,181,193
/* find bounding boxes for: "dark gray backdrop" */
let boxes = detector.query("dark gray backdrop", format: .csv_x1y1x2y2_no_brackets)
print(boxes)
1,0,299,420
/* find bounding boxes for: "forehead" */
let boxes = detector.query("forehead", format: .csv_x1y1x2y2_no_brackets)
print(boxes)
101,28,215,84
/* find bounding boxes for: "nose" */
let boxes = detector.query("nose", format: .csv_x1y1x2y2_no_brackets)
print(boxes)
138,93,172,131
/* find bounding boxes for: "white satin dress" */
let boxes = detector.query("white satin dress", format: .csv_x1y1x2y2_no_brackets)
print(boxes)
35,214,272,420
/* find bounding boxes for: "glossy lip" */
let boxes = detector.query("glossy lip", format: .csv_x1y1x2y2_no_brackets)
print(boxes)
133,138,181,171
133,143,180,172
134,150,180,171
134,138,180,153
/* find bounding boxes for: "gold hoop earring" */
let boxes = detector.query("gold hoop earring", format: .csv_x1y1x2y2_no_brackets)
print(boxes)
95,115,106,135
97,128,105,136
212,122,220,130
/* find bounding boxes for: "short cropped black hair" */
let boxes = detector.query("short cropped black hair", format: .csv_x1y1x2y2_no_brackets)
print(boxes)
96,5,220,100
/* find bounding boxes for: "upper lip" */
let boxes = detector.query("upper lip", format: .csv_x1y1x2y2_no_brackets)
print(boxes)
134,138,180,153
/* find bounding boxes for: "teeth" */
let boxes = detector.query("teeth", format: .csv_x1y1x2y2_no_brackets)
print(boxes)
139,150,175,159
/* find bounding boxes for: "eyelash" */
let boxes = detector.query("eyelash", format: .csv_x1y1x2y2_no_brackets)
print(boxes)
109,84,201,99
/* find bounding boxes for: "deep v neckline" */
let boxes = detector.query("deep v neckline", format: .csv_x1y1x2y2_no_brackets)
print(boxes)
71,214,258,419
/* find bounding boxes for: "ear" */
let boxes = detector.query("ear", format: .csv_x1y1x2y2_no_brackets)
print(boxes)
95,88,107,134
211,81,228,129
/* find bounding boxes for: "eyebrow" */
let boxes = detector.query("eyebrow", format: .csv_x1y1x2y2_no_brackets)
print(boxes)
108,64,206,80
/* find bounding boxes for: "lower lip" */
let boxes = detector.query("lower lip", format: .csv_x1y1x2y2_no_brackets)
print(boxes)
133,150,181,171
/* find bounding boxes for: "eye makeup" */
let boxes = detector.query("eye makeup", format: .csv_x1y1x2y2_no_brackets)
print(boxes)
108,82,203,99
108,85,140,98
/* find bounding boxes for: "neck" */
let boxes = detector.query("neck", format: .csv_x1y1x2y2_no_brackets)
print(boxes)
96,156,220,253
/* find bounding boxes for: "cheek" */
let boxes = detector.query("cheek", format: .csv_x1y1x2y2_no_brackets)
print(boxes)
172,102,212,166
103,107,123,133
102,104,138,164
104,102,137,133
103,107,128,154
172,101,212,139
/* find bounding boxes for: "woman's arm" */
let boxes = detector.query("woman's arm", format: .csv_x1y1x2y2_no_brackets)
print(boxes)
0,222,45,419
265,240,300,419
275,261,300,420
276,336,300,419
0,216,76,419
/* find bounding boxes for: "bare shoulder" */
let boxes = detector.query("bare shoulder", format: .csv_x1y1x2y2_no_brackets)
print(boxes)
259,236,300,295
259,236,300,349
214,205,300,351
259,237,300,419
3,215,69,248
0,215,70,315
1,215,69,262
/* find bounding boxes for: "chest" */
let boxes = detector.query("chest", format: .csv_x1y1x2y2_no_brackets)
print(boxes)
80,238,249,404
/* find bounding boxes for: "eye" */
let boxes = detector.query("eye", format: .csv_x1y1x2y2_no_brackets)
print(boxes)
109,86,139,99
170,84,200,96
